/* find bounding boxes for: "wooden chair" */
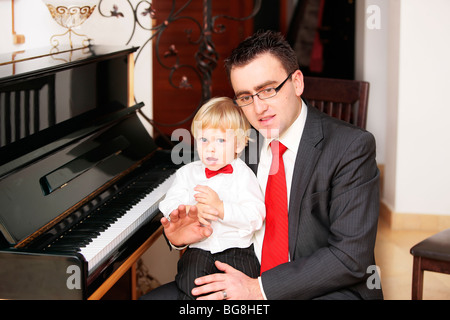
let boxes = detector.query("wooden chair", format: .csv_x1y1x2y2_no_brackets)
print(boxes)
410,229,450,299
302,76,369,129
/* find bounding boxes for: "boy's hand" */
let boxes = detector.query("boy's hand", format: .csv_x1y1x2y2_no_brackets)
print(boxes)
194,185,224,220
196,203,220,226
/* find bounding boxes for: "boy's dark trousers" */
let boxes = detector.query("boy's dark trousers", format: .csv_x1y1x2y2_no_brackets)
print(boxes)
175,244,260,300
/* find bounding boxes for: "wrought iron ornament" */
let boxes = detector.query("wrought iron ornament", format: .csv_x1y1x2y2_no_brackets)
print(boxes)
98,0,261,129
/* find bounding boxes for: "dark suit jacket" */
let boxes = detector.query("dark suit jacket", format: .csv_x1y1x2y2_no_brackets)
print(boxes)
246,104,383,300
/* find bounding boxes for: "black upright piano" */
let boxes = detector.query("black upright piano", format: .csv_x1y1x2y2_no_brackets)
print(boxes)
0,46,180,299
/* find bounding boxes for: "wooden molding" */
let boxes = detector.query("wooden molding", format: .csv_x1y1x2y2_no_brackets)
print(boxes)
128,52,135,107
380,201,450,232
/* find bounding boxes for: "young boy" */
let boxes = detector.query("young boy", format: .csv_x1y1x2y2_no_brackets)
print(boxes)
158,97,265,300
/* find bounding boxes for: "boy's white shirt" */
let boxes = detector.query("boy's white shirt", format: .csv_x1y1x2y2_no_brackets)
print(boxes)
159,158,265,254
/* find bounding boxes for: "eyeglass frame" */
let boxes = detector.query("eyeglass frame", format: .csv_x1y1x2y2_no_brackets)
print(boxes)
233,71,295,107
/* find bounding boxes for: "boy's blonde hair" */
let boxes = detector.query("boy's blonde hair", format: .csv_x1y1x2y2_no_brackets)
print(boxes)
191,97,251,149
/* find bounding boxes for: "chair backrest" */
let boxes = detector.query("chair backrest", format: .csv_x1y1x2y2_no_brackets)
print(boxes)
302,76,369,129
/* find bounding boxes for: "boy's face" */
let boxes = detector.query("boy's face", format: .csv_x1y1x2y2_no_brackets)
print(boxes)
195,128,241,171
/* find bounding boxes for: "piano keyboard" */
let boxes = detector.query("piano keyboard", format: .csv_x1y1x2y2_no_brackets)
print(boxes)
46,167,176,274
81,172,175,272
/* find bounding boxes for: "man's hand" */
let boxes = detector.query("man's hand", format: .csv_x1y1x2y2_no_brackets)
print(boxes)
192,261,264,300
161,205,212,247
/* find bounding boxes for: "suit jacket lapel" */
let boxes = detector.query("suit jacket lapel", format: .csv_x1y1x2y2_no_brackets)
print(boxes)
243,126,263,175
288,105,324,258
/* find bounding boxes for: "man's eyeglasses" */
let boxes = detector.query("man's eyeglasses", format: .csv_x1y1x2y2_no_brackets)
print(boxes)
233,72,294,107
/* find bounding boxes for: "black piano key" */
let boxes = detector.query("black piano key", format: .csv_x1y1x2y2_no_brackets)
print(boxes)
73,227,101,236
77,221,109,230
61,238,92,247
47,243,82,252
84,215,117,224
65,231,99,238
61,235,97,246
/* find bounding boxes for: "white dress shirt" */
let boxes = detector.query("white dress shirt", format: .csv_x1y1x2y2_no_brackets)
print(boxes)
159,158,265,254
255,100,307,299
253,100,308,262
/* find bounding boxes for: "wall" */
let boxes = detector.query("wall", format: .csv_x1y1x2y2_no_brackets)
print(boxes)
356,0,450,230
394,0,450,220
355,0,388,165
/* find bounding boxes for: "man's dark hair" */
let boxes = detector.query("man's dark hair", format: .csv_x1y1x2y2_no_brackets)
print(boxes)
224,30,299,77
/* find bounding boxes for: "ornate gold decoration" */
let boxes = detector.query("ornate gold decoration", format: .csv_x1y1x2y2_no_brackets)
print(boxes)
43,1,96,49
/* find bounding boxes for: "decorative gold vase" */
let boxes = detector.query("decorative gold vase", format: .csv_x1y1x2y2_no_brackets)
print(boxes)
42,0,96,49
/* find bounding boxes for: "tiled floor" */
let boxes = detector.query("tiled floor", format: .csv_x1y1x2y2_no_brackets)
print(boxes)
375,219,450,300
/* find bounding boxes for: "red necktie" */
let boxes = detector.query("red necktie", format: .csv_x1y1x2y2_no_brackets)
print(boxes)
260,140,289,274
205,164,233,179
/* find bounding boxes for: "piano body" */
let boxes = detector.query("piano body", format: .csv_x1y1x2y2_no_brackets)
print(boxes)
0,46,180,299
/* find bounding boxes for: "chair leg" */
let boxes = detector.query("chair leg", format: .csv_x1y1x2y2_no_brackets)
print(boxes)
412,256,424,300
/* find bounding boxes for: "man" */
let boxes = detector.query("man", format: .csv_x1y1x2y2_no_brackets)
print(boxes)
154,30,382,300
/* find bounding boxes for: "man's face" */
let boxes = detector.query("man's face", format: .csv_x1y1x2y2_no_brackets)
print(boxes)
230,53,304,139
195,128,238,171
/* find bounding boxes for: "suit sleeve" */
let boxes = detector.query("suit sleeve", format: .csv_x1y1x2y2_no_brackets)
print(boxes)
261,130,380,299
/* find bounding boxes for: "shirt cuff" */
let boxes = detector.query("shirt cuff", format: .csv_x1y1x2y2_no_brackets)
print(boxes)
258,276,268,300
169,241,188,251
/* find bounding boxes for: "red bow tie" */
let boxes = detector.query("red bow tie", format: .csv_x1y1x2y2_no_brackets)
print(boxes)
205,164,233,179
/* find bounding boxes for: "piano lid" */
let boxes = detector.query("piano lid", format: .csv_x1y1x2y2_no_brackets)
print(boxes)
0,45,138,152
0,45,138,84
0,104,157,246
0,45,156,247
